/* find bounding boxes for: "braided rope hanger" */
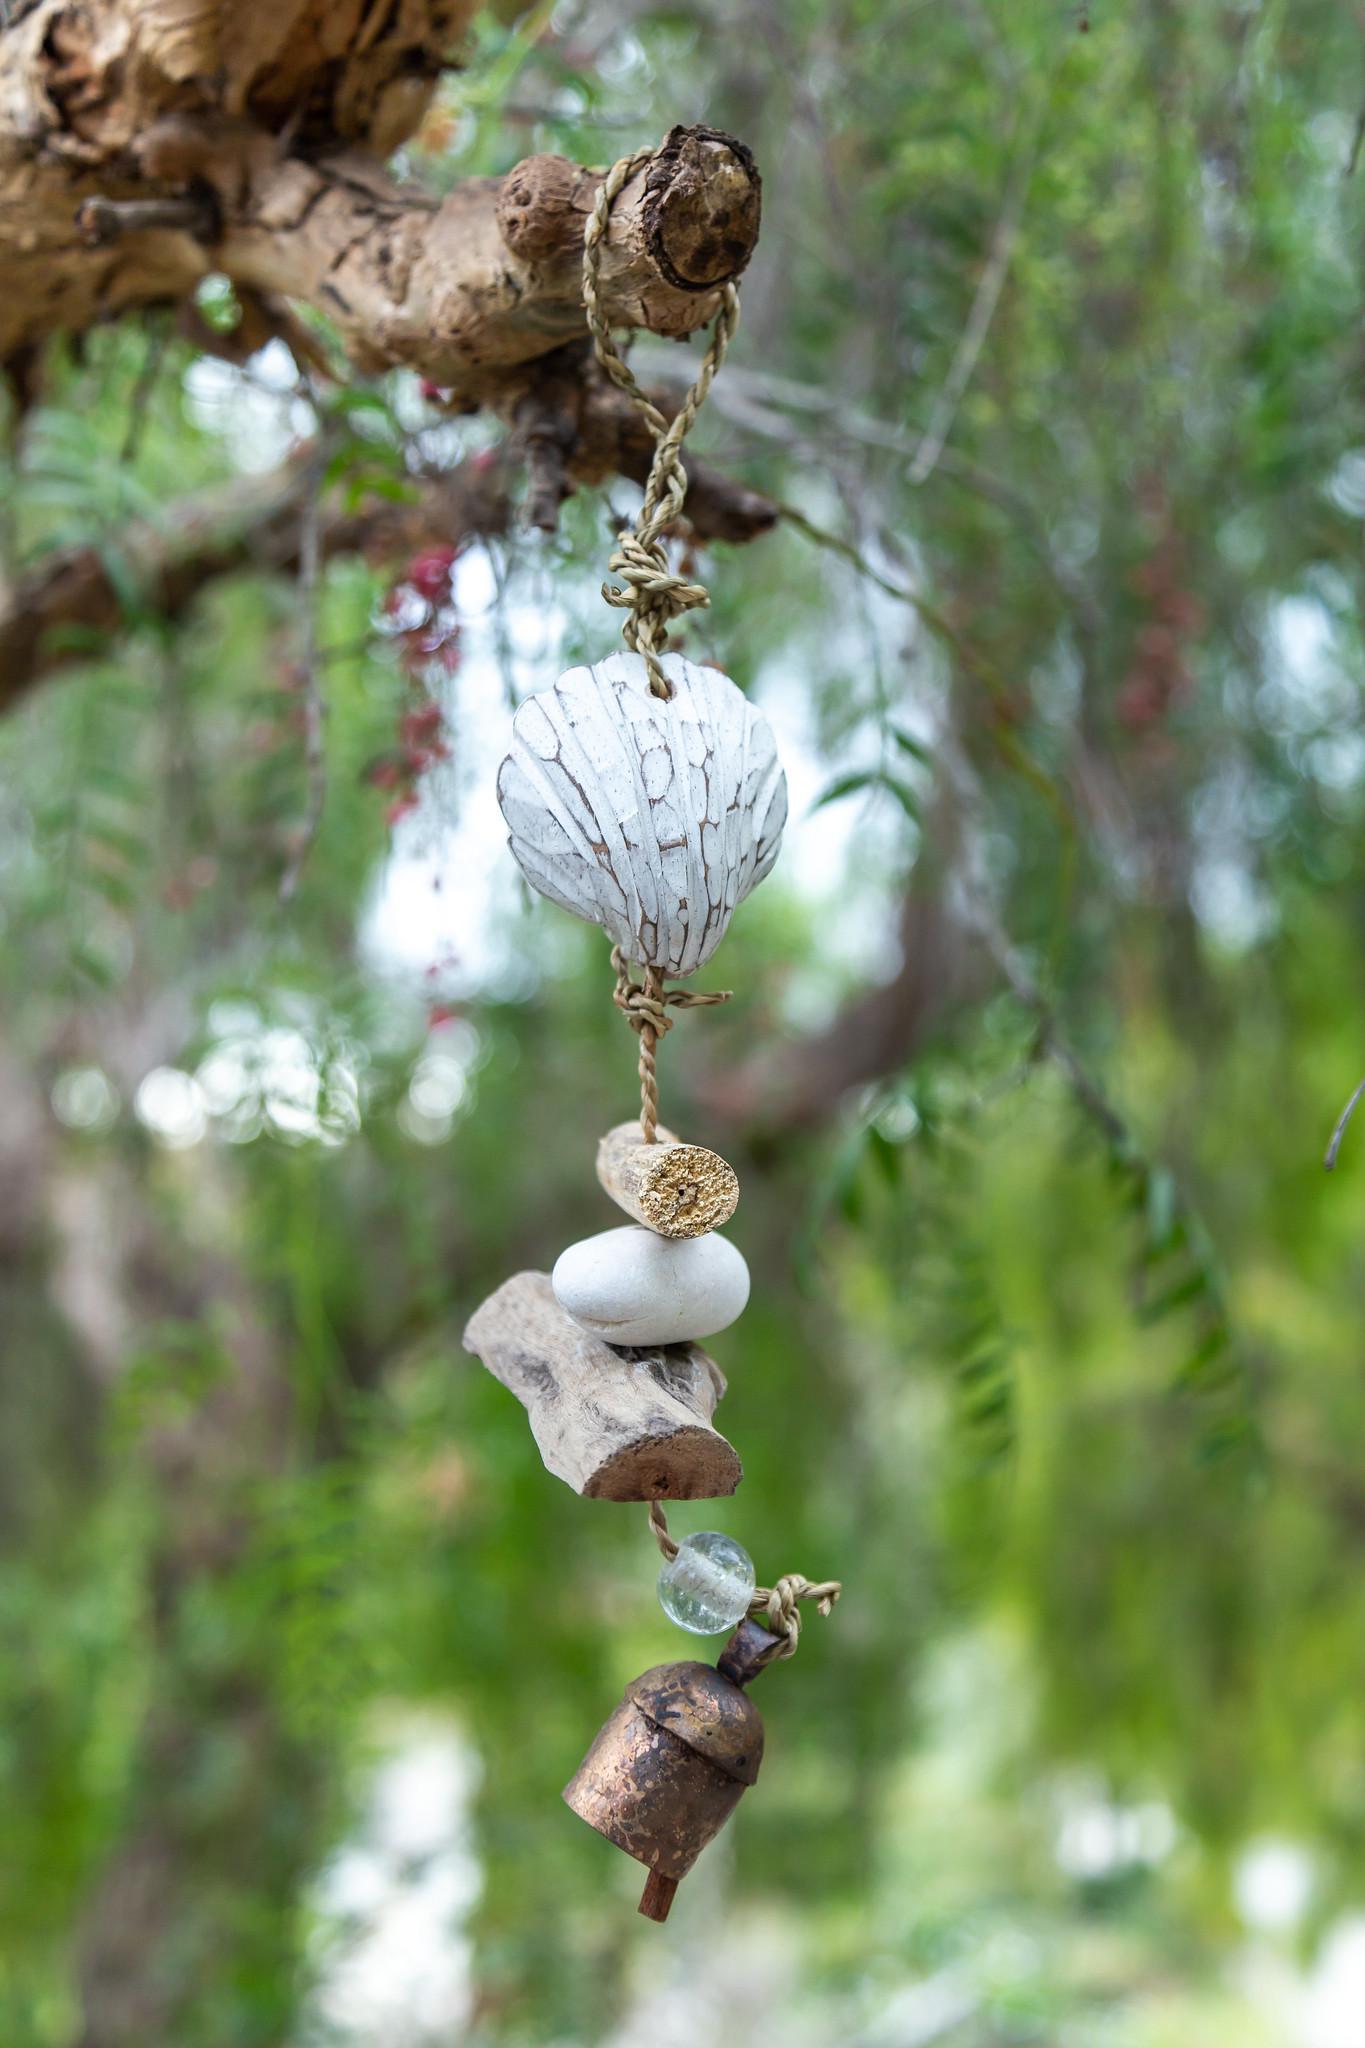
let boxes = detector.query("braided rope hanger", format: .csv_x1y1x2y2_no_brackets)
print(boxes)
585,149,741,1144
582,147,740,705
611,945,729,1145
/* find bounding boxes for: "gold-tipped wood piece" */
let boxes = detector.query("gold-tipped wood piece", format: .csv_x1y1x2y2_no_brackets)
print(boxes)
596,1121,739,1239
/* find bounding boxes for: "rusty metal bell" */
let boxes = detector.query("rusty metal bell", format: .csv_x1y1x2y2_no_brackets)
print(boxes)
564,1617,782,1922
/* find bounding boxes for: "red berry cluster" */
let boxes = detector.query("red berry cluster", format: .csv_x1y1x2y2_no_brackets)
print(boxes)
368,544,462,826
384,543,464,677
366,704,451,828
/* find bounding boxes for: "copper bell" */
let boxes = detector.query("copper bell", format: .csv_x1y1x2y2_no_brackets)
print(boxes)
564,1616,782,1922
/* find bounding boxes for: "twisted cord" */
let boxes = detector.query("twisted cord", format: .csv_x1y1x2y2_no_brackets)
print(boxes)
611,945,730,1143
583,148,740,700
647,1502,841,1663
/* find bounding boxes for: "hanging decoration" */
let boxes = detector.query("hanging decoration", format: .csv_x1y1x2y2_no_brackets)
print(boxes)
463,141,839,1924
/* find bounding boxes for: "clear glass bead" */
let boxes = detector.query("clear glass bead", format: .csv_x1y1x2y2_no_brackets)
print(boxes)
657,1531,755,1635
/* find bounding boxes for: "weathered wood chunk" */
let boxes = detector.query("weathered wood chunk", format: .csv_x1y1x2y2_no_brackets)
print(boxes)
463,1272,742,1501
597,1121,739,1239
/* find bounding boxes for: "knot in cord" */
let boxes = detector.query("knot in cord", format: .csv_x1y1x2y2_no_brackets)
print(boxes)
611,946,730,1143
757,1573,842,1658
647,1502,841,1663
583,146,739,701
602,529,712,697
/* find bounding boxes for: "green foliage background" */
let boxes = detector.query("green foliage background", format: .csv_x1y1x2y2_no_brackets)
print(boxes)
2,2,1364,2042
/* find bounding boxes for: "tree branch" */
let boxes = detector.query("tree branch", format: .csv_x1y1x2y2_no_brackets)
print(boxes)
529,349,779,544
0,388,777,715
698,879,974,1132
277,449,326,904
1325,1076,1365,1171
0,8,771,705
0,454,507,715
0,2,761,398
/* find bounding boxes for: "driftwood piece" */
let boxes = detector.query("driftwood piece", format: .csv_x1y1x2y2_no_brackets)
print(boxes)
596,1122,739,1239
463,1272,741,1501
497,652,788,975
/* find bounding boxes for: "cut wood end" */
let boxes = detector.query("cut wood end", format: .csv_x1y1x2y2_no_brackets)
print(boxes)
583,1425,742,1502
633,1143,739,1237
597,1121,739,1239
643,127,762,293
495,126,760,301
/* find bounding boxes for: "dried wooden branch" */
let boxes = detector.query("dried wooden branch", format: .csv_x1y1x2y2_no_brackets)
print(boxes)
75,191,219,247
277,451,326,904
0,6,773,708
0,398,776,716
463,1272,742,1501
0,453,518,714
0,2,761,400
0,7,776,726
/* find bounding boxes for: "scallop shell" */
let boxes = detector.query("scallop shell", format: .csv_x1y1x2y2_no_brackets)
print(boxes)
496,651,787,975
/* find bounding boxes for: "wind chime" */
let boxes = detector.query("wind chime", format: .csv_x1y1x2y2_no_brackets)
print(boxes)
464,145,840,1924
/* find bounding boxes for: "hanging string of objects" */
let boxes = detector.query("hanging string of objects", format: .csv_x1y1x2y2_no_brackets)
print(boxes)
463,140,840,1925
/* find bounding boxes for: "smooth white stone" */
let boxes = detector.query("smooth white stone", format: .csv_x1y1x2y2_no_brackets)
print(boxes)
551,1225,750,1347
497,651,787,975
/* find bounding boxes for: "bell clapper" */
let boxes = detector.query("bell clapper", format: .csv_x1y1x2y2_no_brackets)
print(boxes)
638,1869,680,1923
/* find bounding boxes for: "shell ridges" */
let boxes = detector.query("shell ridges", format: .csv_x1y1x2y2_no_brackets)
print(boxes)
497,652,787,975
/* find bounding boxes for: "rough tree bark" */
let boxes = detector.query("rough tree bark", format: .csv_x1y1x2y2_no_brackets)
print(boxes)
0,3,760,395
0,2,769,711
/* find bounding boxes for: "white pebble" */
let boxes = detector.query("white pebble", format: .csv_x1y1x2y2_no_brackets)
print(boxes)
551,1225,750,1347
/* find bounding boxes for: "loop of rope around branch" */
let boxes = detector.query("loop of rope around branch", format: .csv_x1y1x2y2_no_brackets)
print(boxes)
611,946,730,1144
583,147,740,701
647,1501,841,1662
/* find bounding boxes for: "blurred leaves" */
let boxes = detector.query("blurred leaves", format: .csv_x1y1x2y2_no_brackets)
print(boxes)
1,1,1364,2043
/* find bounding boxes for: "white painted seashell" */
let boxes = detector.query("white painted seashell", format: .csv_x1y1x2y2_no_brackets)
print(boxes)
497,651,786,976
551,1225,751,1347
